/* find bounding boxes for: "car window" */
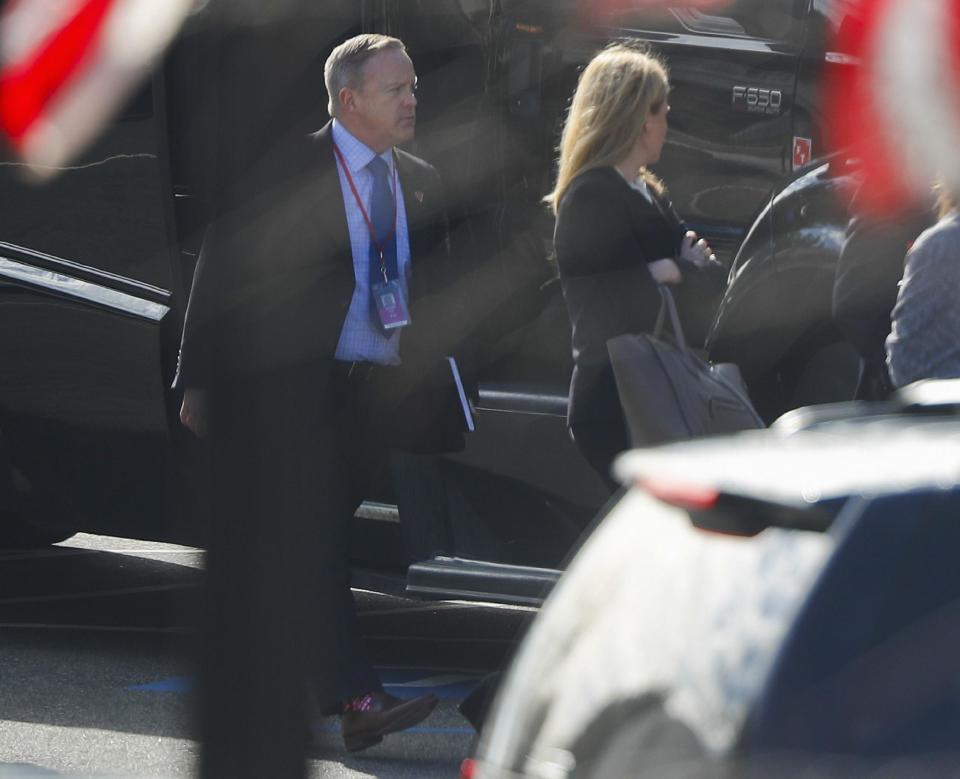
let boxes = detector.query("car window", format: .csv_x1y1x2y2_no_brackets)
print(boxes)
0,83,174,290
684,0,802,41
611,1,805,43
814,0,862,56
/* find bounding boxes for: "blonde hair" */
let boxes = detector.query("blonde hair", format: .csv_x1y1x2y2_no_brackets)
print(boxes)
546,43,669,214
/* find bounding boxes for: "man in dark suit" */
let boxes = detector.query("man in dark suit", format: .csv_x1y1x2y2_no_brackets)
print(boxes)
177,34,467,774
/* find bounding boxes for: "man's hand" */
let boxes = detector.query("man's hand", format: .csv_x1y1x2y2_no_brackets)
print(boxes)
648,258,683,284
180,388,208,438
680,230,717,266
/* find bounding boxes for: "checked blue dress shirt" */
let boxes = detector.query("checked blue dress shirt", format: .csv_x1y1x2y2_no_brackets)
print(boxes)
331,119,412,365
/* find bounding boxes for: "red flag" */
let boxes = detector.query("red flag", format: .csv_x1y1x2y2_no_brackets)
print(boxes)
824,0,960,216
0,0,191,178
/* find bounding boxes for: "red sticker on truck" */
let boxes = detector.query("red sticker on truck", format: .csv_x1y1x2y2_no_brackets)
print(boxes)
792,137,812,170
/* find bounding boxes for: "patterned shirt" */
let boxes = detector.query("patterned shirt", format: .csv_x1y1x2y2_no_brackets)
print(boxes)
886,213,960,387
331,119,411,365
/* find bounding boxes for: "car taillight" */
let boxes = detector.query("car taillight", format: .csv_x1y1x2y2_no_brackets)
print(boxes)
640,478,766,537
641,478,839,537
639,478,720,510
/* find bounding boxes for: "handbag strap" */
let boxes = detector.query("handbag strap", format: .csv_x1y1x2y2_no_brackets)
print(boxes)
652,285,688,354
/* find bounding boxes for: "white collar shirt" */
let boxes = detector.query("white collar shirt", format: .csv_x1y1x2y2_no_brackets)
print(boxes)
331,119,411,365
627,176,654,204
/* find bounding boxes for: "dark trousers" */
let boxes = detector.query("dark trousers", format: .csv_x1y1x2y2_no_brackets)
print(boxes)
199,359,382,779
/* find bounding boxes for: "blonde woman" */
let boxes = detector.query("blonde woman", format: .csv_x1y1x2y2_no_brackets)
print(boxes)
548,43,725,484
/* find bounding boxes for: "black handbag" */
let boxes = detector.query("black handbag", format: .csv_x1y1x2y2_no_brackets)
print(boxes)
606,286,764,447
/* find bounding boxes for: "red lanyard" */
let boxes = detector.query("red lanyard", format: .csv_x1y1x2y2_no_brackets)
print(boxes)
333,143,398,282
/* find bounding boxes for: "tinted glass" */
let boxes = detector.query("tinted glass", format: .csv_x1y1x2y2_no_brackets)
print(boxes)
0,86,173,289
610,0,804,42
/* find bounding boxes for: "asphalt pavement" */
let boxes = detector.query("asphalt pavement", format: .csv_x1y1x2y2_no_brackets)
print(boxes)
0,534,535,778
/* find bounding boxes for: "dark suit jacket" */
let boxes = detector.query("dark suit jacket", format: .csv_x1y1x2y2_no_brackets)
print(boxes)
554,166,726,428
175,121,466,453
833,190,934,400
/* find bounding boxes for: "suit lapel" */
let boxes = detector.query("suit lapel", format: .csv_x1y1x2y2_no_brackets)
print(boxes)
650,191,683,234
627,182,683,238
394,150,427,266
309,123,353,270
311,126,427,273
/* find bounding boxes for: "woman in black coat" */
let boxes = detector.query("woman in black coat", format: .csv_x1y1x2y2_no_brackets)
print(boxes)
545,44,727,484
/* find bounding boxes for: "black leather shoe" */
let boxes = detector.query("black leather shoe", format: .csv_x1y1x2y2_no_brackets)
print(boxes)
341,691,438,752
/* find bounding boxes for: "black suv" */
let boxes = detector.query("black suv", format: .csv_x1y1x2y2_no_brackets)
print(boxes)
0,1,862,602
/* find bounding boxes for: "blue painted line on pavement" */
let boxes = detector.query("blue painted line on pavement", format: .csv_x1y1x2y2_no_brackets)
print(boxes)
130,676,192,692
384,682,480,701
313,724,475,735
129,668,485,700
379,669,460,683
377,668,484,700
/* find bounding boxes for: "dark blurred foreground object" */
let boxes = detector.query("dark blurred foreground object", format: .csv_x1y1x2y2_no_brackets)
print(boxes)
182,29,466,777
0,0,192,177
474,379,960,778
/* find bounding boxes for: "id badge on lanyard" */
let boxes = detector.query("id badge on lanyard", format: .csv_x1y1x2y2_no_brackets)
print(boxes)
333,143,412,331
372,276,410,329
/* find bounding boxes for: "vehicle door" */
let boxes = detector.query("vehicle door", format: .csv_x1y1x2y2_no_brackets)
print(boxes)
0,76,185,546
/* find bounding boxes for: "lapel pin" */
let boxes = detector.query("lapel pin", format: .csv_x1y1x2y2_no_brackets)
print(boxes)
414,191,424,203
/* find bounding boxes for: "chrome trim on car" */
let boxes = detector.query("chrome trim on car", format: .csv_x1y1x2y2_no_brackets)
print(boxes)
477,383,568,416
0,241,171,303
0,256,169,321
354,501,400,524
